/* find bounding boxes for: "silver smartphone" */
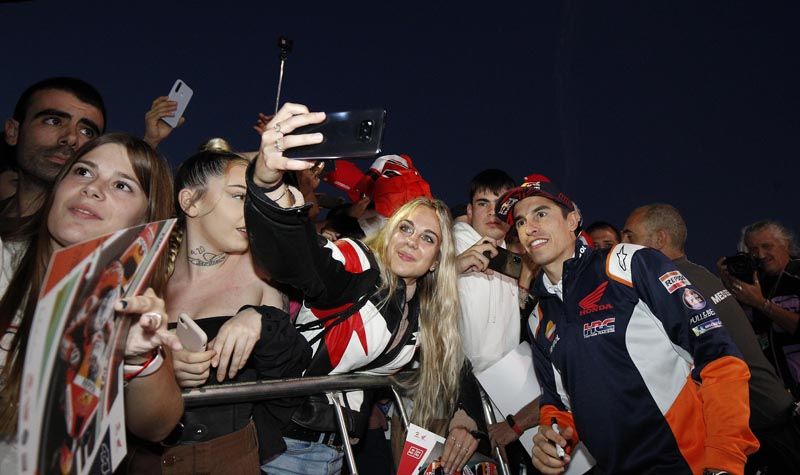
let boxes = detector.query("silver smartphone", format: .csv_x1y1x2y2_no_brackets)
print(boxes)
162,79,193,128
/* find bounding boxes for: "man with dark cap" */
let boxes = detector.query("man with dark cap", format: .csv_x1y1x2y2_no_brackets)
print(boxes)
495,179,758,474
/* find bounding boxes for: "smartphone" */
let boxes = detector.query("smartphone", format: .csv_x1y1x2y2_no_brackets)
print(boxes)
724,252,758,284
162,79,193,128
284,109,386,160
484,248,523,280
176,313,207,352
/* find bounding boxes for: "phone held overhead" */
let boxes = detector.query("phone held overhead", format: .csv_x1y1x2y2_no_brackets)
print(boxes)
162,79,193,128
284,109,387,161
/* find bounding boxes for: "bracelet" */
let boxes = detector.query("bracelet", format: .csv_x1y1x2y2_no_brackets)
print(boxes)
449,424,471,434
470,429,489,442
762,299,772,313
449,425,486,442
262,179,284,193
123,347,164,381
506,414,524,436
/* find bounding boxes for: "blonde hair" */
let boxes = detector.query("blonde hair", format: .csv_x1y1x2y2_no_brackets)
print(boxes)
364,197,463,430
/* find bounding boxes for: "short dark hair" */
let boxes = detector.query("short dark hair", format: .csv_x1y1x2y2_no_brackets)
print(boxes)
468,169,515,202
586,221,621,242
12,77,106,130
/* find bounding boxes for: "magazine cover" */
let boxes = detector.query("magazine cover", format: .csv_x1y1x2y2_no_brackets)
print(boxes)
397,423,446,475
18,219,175,475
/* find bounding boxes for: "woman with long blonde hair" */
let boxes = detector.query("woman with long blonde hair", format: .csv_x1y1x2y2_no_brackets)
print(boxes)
246,103,483,475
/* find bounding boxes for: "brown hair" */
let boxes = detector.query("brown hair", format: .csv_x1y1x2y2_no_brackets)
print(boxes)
0,132,173,437
164,146,248,277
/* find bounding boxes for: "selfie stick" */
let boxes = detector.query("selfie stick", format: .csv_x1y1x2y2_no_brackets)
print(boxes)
275,36,293,114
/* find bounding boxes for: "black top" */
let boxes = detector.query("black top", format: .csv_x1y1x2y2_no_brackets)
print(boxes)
172,307,311,461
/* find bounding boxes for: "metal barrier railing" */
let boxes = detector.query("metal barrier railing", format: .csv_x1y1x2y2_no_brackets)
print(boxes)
182,372,510,475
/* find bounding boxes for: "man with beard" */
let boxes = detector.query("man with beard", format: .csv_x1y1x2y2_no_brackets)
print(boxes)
2,77,106,227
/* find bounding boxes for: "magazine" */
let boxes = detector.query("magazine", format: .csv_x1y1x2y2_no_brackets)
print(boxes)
18,220,175,475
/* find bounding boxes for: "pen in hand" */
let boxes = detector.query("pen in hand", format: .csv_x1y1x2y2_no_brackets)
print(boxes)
550,417,566,461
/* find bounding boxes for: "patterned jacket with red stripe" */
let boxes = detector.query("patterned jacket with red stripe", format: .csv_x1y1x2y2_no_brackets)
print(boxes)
529,241,759,474
244,169,420,384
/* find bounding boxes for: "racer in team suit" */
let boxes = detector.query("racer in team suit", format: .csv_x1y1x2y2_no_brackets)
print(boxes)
494,178,759,475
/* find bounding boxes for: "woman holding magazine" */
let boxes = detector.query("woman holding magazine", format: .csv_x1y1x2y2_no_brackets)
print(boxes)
0,133,183,472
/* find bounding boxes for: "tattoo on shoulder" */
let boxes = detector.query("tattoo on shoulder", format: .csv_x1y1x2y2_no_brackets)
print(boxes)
188,246,227,267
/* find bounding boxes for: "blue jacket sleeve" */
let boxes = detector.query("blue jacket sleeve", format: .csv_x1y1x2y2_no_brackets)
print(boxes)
627,246,742,381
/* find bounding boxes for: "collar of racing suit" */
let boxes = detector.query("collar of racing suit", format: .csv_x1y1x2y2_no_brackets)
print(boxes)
531,239,594,299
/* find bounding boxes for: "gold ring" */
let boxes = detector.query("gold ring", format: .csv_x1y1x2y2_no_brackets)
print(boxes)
275,138,285,152
274,123,282,133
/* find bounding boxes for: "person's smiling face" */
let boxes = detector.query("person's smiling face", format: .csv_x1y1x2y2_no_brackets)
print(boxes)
513,196,579,276
387,205,442,286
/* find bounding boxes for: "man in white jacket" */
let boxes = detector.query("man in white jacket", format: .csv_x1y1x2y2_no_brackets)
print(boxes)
454,169,538,473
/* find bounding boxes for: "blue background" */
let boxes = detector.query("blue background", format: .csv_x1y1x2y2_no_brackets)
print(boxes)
2,0,798,269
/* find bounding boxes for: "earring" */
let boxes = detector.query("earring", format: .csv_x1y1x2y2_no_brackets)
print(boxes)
429,266,436,272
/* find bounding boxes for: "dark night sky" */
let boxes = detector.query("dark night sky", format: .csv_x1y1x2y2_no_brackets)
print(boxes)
2,1,798,269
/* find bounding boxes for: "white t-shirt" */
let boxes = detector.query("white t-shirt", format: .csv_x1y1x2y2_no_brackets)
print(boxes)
0,237,25,475
0,238,26,368
454,222,520,373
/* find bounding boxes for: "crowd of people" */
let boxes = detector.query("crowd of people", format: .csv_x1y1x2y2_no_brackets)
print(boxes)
0,77,798,475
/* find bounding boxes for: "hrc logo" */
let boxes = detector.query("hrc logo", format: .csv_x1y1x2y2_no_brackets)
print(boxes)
583,318,616,338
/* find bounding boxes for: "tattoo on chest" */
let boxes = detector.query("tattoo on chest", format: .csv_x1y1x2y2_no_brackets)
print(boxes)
188,246,227,267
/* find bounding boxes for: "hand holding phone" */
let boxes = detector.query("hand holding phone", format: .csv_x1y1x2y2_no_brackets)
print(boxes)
176,312,207,352
283,109,387,160
484,247,523,280
252,103,324,188
457,239,499,275
161,79,193,128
